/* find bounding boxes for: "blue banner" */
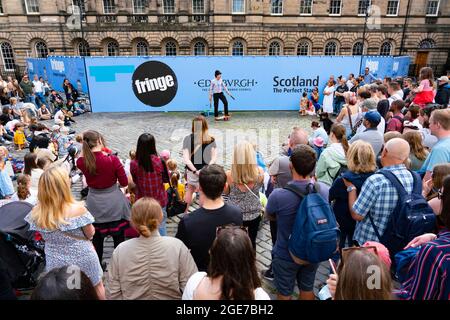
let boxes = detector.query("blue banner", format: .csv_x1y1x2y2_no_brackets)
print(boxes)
26,57,89,94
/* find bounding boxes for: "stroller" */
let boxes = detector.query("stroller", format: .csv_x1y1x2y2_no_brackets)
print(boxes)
0,202,45,291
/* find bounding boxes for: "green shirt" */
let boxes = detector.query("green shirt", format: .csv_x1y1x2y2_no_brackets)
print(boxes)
20,80,34,95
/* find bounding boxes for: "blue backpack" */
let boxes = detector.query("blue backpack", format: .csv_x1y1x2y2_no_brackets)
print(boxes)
368,170,436,259
284,184,340,265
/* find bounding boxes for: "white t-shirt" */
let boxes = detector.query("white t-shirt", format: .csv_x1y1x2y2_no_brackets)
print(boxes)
33,80,43,93
182,272,271,300
5,120,20,132
54,110,64,124
346,80,354,91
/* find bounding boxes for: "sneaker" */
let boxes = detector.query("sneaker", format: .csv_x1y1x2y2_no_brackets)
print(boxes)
263,268,274,281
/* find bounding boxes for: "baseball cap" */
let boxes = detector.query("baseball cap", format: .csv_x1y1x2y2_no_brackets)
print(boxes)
363,241,392,270
364,110,381,125
437,76,449,82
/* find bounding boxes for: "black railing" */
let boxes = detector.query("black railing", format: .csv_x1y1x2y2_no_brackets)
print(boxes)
158,15,178,24
97,15,117,23
188,15,209,23
128,15,148,24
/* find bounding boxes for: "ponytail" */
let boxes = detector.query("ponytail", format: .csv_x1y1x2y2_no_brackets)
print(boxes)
170,172,179,188
331,124,349,155
82,130,101,175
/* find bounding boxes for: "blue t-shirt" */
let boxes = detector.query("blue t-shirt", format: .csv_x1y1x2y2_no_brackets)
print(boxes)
266,179,330,262
420,137,450,173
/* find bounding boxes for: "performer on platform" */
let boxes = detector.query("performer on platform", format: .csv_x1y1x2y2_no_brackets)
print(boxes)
209,70,232,121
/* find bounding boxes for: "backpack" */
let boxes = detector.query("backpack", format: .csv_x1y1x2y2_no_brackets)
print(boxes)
284,183,340,265
368,170,436,259
166,186,187,218
327,163,348,183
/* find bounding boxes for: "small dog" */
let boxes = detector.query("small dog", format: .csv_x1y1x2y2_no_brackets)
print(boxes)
319,112,334,135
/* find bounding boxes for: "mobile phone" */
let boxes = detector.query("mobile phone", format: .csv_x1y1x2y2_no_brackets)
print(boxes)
329,259,337,275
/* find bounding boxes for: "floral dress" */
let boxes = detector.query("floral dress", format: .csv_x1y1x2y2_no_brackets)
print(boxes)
25,211,103,286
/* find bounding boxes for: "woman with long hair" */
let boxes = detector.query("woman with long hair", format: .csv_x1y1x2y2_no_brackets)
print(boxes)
76,130,130,266
105,198,197,300
11,174,37,205
336,92,360,137
225,141,264,249
182,226,270,300
23,152,43,197
129,133,169,235
182,116,217,211
397,175,450,300
316,124,349,186
329,140,376,249
25,166,105,299
402,131,429,171
62,78,78,101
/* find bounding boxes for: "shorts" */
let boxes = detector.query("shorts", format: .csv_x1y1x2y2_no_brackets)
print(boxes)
186,170,199,188
272,255,319,296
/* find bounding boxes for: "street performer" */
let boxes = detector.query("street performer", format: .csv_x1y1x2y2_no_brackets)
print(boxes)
209,70,233,121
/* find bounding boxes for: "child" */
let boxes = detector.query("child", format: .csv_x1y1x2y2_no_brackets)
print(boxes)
305,99,316,116
160,149,171,162
165,171,186,202
13,123,26,150
11,174,37,206
299,92,308,116
125,149,136,177
413,67,435,108
166,158,179,176
57,126,72,158
312,136,325,159
310,87,321,114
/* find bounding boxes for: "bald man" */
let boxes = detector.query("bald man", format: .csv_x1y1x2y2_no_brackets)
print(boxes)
344,138,416,246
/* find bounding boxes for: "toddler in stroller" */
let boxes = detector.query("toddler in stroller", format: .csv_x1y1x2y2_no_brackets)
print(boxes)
0,201,45,293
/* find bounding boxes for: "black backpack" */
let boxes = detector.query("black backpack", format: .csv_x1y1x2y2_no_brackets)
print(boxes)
166,186,187,218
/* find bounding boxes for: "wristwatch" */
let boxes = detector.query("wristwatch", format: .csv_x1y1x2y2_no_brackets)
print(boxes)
346,186,357,192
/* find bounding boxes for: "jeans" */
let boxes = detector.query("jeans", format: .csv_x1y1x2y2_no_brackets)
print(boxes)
159,207,167,236
333,100,345,115
35,92,46,106
213,92,229,117
24,94,38,109
313,145,324,159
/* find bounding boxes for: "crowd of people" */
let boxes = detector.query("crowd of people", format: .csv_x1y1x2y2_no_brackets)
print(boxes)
0,66,449,301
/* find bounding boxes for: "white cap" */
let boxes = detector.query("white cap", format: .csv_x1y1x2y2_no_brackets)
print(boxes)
437,76,449,82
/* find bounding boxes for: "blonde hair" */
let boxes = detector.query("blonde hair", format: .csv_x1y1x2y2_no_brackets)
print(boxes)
231,141,259,185
402,131,428,161
347,140,376,173
166,159,177,171
131,198,163,237
30,166,75,230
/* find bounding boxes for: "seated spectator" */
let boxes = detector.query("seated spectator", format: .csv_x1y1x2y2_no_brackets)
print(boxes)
11,174,37,206
37,104,52,120
403,131,429,172
176,164,242,272
49,90,64,110
386,100,405,133
329,141,376,249
0,107,13,126
269,127,308,189
225,141,264,249
31,134,57,163
396,175,450,300
350,111,384,156
266,144,330,300
345,138,412,246
182,226,270,300
316,124,348,186
327,245,393,300
105,198,197,300
25,166,105,299
165,171,185,201
57,126,72,158
0,148,14,199
31,266,99,300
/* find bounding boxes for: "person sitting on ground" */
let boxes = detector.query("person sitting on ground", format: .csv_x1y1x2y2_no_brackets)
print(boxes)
344,138,413,246
57,126,72,159
350,111,384,156
31,266,99,300
25,166,105,299
23,152,43,204
396,175,450,300
326,244,393,300
386,100,405,133
49,90,64,110
182,226,270,300
37,104,52,120
165,171,185,202
265,145,330,300
176,164,242,272
11,174,37,206
403,131,429,172
299,92,308,116
105,197,197,300
329,141,376,250
316,124,348,186
13,122,26,150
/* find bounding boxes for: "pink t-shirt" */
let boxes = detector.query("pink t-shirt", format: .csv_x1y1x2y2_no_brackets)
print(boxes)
420,79,432,91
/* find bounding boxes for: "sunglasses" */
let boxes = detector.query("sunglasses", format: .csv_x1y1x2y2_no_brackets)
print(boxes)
340,245,378,264
216,225,248,237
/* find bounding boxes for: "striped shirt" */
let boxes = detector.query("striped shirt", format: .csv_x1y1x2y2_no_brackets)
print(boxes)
209,78,226,94
396,231,450,300
353,164,414,245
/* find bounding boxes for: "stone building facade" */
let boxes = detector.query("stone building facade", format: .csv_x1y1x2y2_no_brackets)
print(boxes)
0,0,449,77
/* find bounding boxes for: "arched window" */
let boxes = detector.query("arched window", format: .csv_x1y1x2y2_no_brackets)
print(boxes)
1,42,16,71
268,41,281,56
165,41,177,56
419,39,435,49
35,41,48,58
193,41,206,55
352,42,364,55
232,41,244,56
297,41,310,55
324,41,337,56
380,41,392,56
136,41,149,56
78,41,90,56
107,41,119,56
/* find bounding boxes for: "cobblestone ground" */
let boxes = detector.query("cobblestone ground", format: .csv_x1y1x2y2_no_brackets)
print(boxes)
37,111,330,299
